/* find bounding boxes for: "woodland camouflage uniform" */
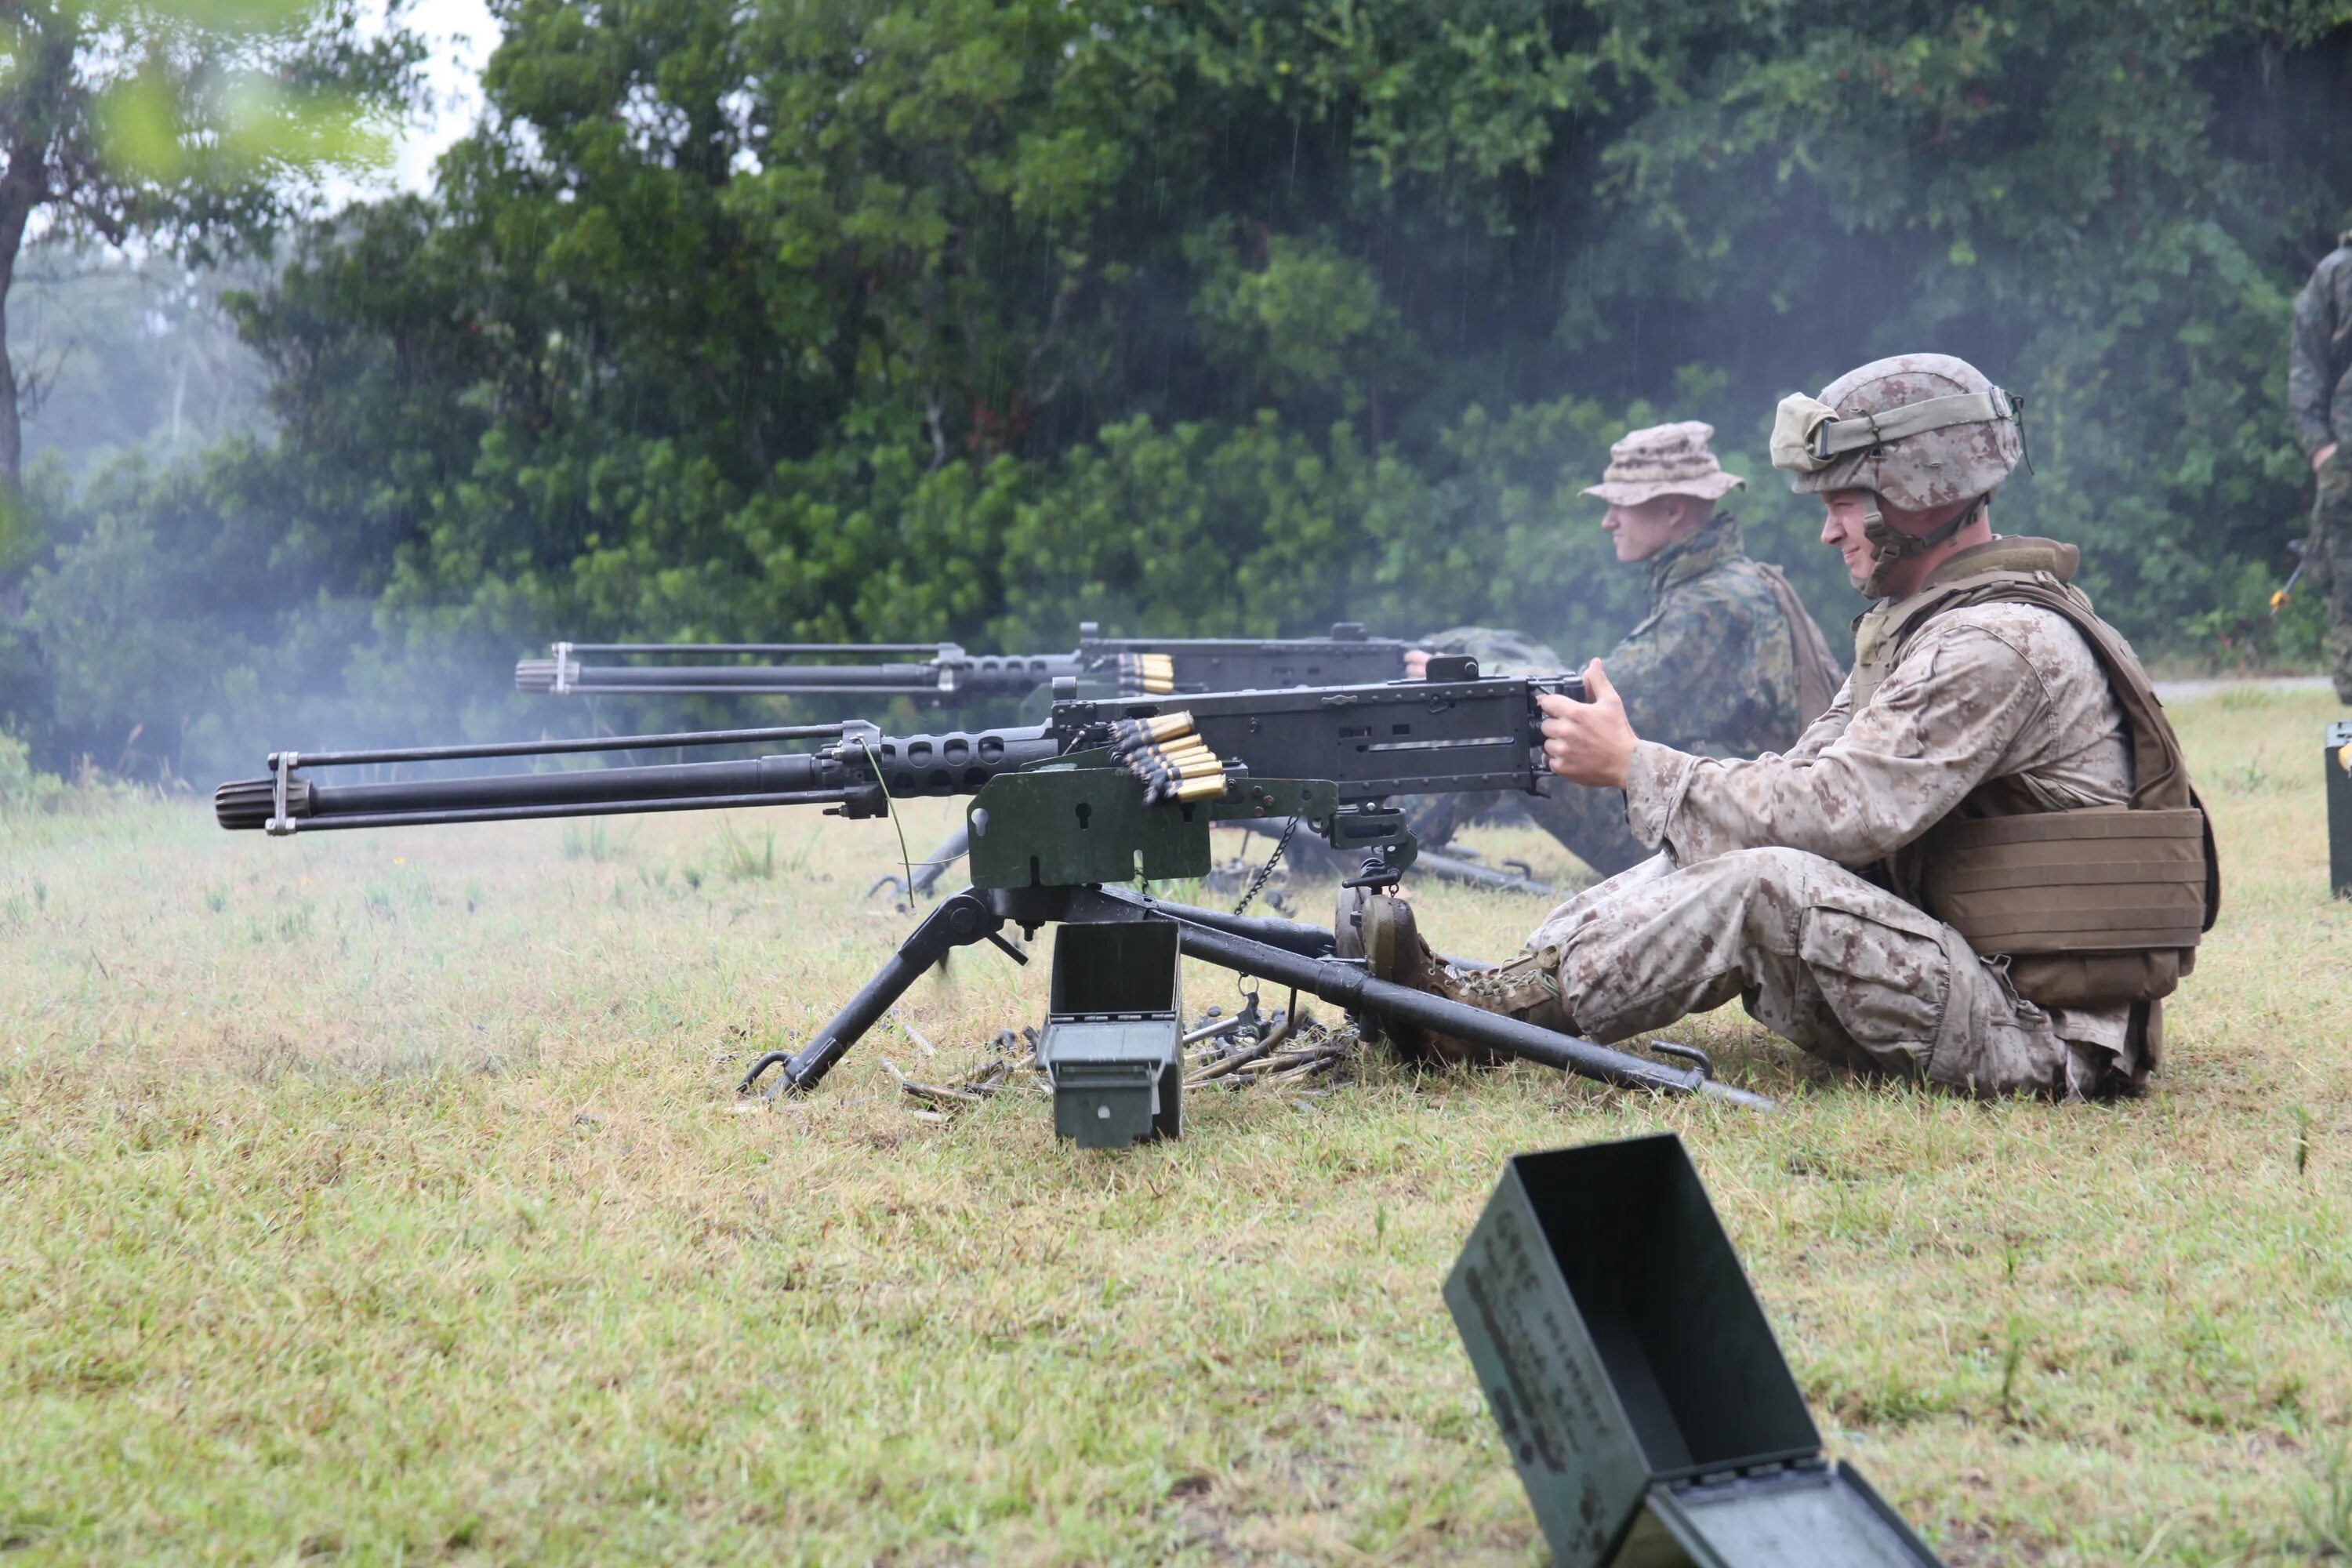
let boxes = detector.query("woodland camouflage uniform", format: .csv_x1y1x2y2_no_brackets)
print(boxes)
1417,425,1841,877
2290,230,2352,701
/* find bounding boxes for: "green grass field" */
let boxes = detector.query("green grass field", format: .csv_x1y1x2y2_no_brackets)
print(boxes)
4,692,2350,1566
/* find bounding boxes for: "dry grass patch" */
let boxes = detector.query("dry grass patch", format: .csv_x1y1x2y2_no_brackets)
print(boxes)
2,693,2350,1564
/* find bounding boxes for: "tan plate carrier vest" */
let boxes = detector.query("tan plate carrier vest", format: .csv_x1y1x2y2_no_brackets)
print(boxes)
1849,539,2220,1014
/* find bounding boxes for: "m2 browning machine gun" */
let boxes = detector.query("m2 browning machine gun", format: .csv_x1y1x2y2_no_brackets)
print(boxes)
216,668,1773,1144
514,621,1410,702
515,619,1555,903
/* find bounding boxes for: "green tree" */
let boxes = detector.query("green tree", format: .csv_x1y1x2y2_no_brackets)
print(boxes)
16,0,2352,778
0,0,417,488
9,244,269,473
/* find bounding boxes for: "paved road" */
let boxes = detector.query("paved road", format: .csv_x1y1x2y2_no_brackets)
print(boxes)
2152,675,2336,705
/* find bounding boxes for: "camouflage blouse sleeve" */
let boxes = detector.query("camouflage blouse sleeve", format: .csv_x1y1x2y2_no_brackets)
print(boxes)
1781,675,1855,764
1619,626,2047,867
2290,252,2350,457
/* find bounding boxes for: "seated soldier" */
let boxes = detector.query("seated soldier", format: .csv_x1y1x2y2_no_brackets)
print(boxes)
1407,420,1842,879
1368,354,2216,1098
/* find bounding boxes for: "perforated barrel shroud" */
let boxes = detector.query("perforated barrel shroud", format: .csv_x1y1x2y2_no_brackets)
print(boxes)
1444,1134,1946,1568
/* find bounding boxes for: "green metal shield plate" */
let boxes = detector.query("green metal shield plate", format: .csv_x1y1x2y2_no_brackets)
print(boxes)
964,768,1339,890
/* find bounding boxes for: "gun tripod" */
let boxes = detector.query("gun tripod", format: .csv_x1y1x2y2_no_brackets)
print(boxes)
738,883,1771,1144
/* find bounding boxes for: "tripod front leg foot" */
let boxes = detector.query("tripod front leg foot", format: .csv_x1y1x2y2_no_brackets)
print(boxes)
736,890,1004,1098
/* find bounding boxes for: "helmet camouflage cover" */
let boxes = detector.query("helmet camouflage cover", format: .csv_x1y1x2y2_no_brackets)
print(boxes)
1774,352,2022,511
1769,351,2024,594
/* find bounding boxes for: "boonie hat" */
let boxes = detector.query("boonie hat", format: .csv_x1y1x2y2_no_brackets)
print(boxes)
1581,420,1746,506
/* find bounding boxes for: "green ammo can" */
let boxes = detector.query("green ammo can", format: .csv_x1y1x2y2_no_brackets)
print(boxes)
2328,721,2352,898
1445,1134,1944,1567
1034,923,1184,1148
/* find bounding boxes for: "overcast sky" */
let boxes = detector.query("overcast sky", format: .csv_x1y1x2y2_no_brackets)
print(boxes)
377,0,500,196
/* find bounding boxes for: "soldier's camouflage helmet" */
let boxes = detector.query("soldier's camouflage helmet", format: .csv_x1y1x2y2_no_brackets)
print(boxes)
1770,352,2024,595
1769,352,2022,512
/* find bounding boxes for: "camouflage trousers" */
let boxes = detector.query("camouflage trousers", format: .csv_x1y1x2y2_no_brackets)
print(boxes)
2313,452,2352,702
1458,848,2111,1097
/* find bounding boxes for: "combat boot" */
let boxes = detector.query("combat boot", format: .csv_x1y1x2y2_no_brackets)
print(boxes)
1335,885,1479,1065
1335,886,1578,1067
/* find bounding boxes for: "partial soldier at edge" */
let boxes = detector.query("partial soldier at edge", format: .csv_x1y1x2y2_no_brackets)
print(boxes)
1406,421,1843,879
2290,226,2352,703
1363,354,2219,1101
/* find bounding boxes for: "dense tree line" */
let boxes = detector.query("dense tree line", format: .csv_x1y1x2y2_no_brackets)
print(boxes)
6,0,2352,779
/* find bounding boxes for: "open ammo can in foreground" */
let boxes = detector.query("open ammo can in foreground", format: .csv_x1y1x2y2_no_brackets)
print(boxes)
1445,1134,1944,1567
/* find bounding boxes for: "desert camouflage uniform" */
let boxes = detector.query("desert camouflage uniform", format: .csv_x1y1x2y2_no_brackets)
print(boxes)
1417,514,1834,877
2291,235,2352,701
1461,583,2143,1096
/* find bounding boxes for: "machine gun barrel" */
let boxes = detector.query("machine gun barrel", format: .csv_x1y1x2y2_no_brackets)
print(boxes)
543,643,953,655
216,754,856,832
516,622,1414,702
215,722,1062,834
266,722,851,768
517,662,956,695
516,645,1077,699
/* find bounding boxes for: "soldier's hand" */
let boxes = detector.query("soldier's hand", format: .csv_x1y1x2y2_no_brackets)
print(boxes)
1537,661,1638,790
2318,442,2339,473
1403,649,1431,679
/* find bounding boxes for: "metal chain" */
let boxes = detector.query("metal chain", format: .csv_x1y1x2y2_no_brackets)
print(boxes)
1230,816,1301,916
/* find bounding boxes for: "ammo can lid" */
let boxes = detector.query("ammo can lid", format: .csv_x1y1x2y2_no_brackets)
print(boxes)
1035,1017,1178,1069
1635,1460,1944,1566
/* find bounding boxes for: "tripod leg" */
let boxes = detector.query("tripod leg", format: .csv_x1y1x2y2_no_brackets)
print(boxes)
737,890,1004,1097
868,822,972,902
910,823,971,897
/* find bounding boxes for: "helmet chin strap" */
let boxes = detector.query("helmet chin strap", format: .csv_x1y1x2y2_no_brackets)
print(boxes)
1858,492,1987,597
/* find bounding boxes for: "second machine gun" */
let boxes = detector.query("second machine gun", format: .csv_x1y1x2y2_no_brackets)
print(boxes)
517,620,1551,900
218,664,1771,1144
514,621,1410,702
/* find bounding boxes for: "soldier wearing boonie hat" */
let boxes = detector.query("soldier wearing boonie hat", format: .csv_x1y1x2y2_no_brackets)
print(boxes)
1580,418,1746,509
1400,419,1842,891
